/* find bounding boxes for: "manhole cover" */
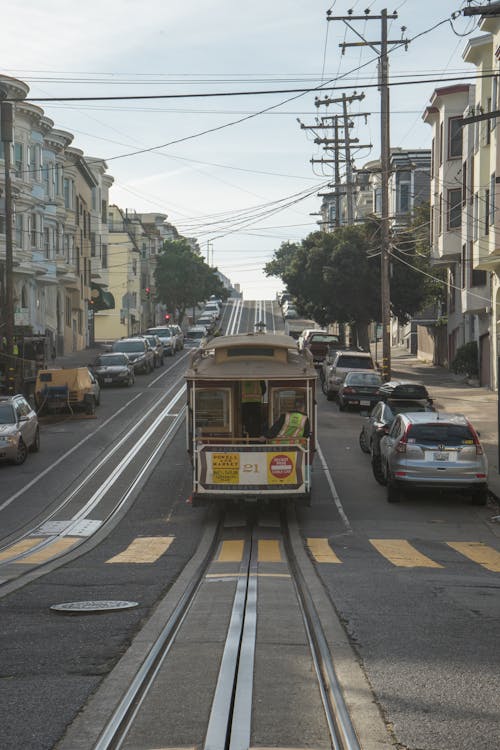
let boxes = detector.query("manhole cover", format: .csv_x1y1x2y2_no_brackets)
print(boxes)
50,600,138,615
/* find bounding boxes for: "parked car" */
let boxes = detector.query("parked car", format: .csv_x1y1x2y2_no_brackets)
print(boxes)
111,337,155,373
297,328,321,351
185,325,208,347
142,334,165,366
379,412,488,504
144,326,176,357
90,353,136,387
0,394,40,464
169,324,184,351
359,387,435,483
304,332,343,367
197,315,216,334
283,307,299,319
322,350,375,400
203,301,221,319
337,370,383,411
35,367,101,415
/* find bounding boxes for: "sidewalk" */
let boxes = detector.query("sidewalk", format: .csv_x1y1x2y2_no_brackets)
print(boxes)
389,346,500,505
51,344,107,370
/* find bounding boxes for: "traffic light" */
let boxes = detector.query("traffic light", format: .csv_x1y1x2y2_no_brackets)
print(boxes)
164,313,171,322
145,287,151,299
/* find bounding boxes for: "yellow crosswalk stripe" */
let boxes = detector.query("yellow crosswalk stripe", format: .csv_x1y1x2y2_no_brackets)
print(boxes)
0,538,42,561
216,540,244,562
370,539,443,568
106,536,174,564
307,538,342,563
447,542,500,572
16,538,79,563
258,539,282,562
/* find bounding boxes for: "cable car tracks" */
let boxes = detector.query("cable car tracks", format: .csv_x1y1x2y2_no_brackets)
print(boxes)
0,377,187,593
59,510,365,750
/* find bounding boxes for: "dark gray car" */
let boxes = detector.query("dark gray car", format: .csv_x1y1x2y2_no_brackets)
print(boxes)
90,353,135,387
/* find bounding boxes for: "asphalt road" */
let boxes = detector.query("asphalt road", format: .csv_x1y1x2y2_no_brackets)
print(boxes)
0,299,499,750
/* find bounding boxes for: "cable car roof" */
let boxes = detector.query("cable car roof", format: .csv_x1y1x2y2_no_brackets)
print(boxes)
185,332,317,381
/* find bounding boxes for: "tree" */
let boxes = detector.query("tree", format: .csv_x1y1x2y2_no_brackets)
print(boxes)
155,239,228,324
265,217,432,350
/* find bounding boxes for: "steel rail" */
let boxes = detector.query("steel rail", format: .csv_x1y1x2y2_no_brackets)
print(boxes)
92,513,225,750
282,509,362,750
0,383,186,564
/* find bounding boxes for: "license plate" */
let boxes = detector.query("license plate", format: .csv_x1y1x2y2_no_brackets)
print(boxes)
104,378,112,383
360,400,370,405
434,452,449,461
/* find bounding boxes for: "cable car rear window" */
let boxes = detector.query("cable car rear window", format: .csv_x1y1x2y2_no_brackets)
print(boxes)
227,347,274,357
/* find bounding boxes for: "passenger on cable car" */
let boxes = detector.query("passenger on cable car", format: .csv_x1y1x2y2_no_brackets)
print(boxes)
260,396,310,443
241,380,266,438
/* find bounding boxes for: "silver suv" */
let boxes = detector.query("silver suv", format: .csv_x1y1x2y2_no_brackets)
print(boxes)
322,350,375,401
379,412,488,504
0,394,40,464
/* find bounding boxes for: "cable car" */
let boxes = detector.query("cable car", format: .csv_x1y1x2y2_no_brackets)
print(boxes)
185,332,317,506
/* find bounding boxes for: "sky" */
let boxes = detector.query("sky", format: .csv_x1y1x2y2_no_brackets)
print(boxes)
0,0,489,299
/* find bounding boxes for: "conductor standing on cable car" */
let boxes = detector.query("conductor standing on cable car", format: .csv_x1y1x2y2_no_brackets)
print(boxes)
241,380,266,438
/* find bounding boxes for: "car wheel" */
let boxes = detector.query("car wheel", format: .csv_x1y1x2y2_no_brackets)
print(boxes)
13,438,28,465
30,427,40,453
471,487,488,506
371,454,386,485
386,475,402,503
86,397,96,416
359,429,370,454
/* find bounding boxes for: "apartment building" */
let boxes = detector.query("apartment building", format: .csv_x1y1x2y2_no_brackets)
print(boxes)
0,73,114,356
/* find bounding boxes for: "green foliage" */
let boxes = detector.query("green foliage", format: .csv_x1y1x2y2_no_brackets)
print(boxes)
154,238,228,324
265,217,431,346
450,341,479,377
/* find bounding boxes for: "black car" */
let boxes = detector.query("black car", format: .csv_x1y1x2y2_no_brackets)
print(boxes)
111,337,155,374
337,370,383,411
359,380,435,484
90,353,135,387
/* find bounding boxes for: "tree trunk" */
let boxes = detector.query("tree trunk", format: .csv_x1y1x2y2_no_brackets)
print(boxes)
354,320,371,352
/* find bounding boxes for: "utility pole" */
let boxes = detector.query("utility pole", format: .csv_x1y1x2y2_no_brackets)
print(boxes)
0,100,14,360
313,92,370,225
300,92,370,227
328,7,408,380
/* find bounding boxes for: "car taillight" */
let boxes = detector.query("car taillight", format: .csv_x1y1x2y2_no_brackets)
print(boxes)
396,425,410,453
467,421,484,455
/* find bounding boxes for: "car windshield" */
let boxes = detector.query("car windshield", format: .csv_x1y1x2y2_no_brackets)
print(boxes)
186,330,205,339
146,328,171,337
345,373,381,386
337,356,373,368
0,404,16,424
113,341,144,353
96,355,127,366
407,423,475,446
144,337,157,346
309,334,339,344
390,401,432,415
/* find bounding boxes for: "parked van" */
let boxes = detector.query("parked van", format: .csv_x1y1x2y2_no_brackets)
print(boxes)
35,367,101,415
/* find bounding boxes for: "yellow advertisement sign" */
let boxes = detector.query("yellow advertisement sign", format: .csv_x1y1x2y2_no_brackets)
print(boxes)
212,452,240,484
266,452,297,485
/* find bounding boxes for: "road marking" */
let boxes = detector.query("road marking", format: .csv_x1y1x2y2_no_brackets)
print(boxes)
206,573,290,579
447,542,500,572
16,538,78,563
370,539,443,568
217,540,244,562
258,539,282,562
307,538,342,563
106,536,175,564
0,538,42,561
316,441,352,533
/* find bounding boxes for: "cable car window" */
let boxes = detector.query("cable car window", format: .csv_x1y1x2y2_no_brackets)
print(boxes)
226,347,274,357
195,388,231,432
271,388,306,422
